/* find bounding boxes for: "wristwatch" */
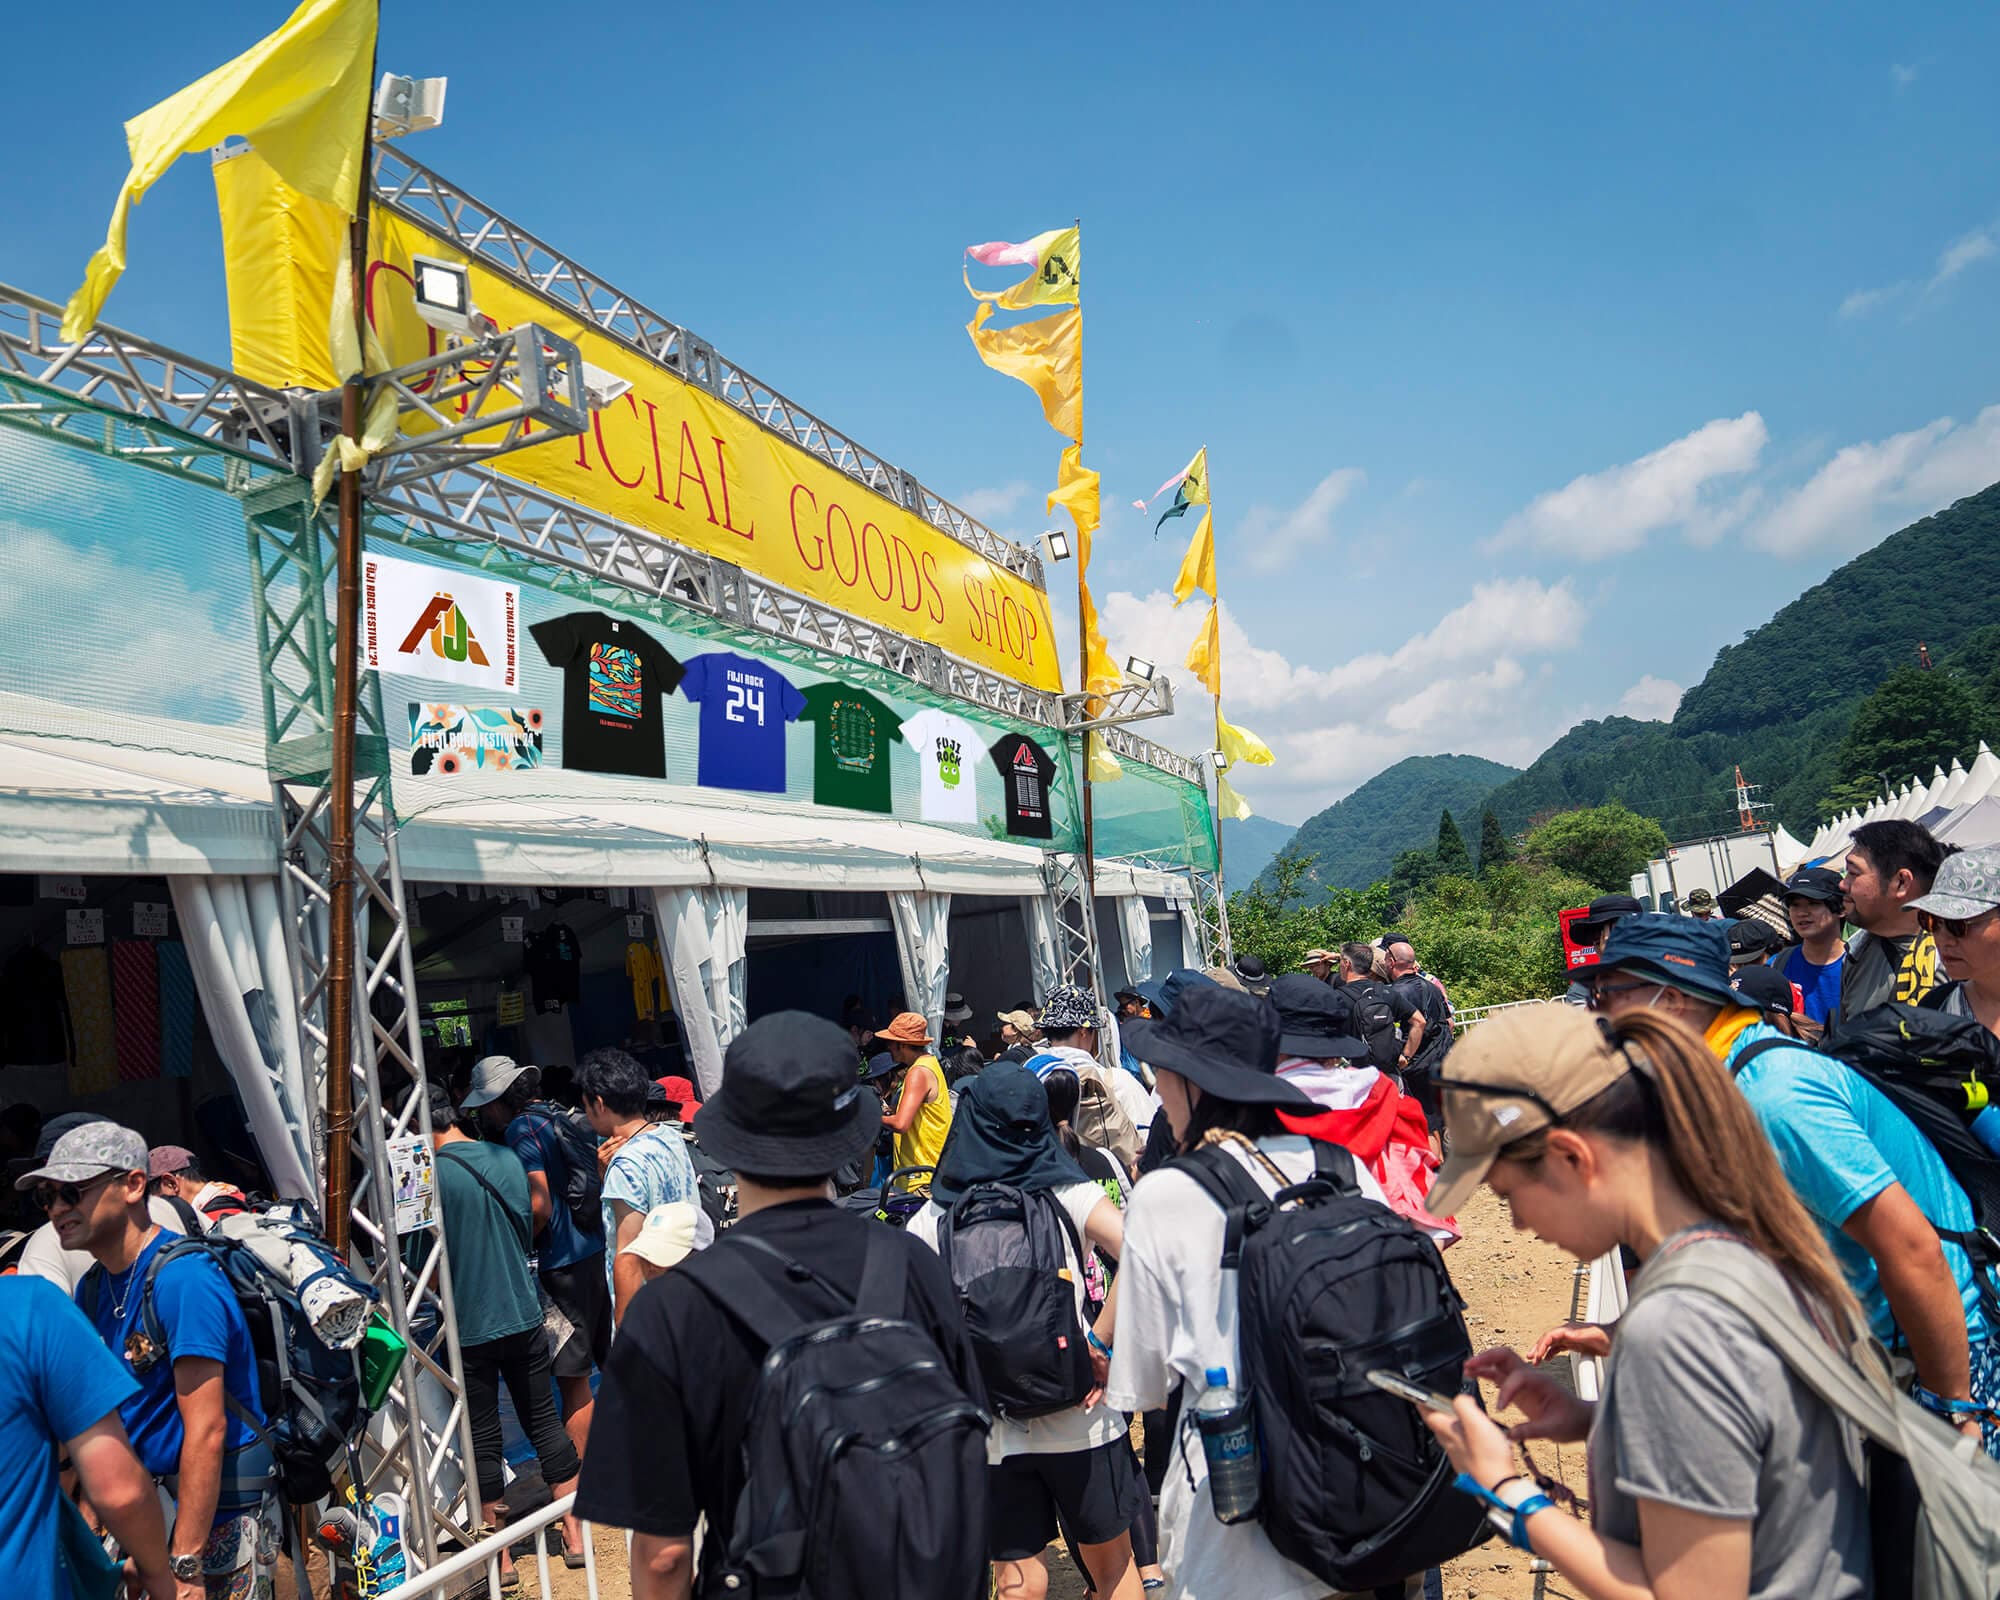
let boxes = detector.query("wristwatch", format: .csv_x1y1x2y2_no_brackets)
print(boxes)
169,1552,203,1583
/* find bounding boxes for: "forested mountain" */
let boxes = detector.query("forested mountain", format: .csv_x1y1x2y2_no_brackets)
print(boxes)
1264,754,1522,894
1219,815,1298,893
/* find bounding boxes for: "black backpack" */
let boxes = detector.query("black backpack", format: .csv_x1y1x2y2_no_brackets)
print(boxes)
1344,979,1403,1071
679,1229,990,1600
683,1129,739,1232
934,1183,1094,1421
86,1210,380,1505
1733,1002,2000,1324
520,1103,605,1236
1171,1138,1490,1591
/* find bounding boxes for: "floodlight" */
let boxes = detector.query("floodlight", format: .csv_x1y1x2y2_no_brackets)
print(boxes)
1123,655,1157,685
580,362,634,411
1207,749,1228,770
410,256,480,338
1040,529,1073,563
374,74,448,140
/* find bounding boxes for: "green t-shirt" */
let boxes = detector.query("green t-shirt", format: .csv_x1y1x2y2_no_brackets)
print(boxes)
797,684,903,813
434,1140,542,1347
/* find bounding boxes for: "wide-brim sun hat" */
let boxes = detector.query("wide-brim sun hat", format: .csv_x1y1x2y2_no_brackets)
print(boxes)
875,1012,934,1046
1122,984,1314,1111
692,1011,882,1178
1268,972,1369,1061
460,1054,539,1111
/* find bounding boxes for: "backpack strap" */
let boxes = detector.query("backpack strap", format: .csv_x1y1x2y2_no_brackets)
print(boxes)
680,1234,820,1349
1726,1035,1798,1077
1308,1137,1362,1198
854,1225,910,1320
1168,1142,1270,1270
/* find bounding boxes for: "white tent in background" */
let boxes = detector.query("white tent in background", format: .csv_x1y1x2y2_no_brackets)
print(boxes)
1771,824,1809,872
1894,779,1922,820
1937,796,2000,849
1963,742,2000,807
1919,765,1950,814
1939,758,1972,811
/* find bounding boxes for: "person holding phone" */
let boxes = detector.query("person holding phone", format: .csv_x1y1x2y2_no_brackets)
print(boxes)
1416,1005,1872,1600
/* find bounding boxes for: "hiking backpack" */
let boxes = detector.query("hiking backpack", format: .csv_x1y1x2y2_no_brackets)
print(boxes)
1171,1137,1490,1591
521,1101,605,1236
683,1129,739,1232
1732,1003,2000,1323
88,1207,379,1505
679,1229,991,1600
1640,1235,2000,1600
934,1182,1094,1421
1344,980,1404,1072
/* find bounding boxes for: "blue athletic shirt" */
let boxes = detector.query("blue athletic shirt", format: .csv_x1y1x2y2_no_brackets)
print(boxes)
1730,1020,1993,1349
0,1277,137,1600
506,1106,606,1272
79,1228,264,1481
1781,946,1845,1026
679,651,806,794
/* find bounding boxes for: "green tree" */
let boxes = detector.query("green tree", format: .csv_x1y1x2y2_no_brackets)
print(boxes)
1384,847,1441,909
1520,802,1669,894
1477,808,1511,875
1826,664,1979,809
1435,810,1472,877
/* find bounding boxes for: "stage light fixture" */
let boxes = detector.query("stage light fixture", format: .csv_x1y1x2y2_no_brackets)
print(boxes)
410,256,480,338
1041,529,1073,563
1207,749,1228,770
374,74,448,140
579,362,634,411
1123,655,1157,684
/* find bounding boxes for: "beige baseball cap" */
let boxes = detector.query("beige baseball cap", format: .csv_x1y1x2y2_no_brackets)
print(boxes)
996,1009,1038,1034
1425,1005,1636,1216
618,1201,700,1270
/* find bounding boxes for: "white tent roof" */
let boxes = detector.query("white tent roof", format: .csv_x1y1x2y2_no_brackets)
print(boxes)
1939,758,1972,810
1770,824,1809,873
1918,766,1950,815
1936,795,2000,849
1964,743,2000,807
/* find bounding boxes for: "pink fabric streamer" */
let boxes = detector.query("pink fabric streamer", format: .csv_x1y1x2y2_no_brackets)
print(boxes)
965,239,1041,266
1133,466,1189,512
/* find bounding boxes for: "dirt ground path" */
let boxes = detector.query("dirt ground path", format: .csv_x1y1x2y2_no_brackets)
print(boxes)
510,1185,1585,1600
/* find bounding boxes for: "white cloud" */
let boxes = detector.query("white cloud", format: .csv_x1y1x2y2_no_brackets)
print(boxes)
1840,284,1902,320
1931,228,1997,288
954,481,1033,521
1239,467,1366,573
1746,404,2000,555
1892,62,1919,89
1490,413,1768,558
1615,675,1684,722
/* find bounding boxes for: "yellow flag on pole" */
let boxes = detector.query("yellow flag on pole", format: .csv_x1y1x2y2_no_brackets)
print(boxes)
1079,580,1120,696
1216,709,1274,768
1088,733,1124,783
964,226,1081,309
1047,444,1100,536
967,301,1082,443
1044,446,1118,694
1172,510,1216,605
1186,603,1221,695
1216,773,1254,821
61,0,377,341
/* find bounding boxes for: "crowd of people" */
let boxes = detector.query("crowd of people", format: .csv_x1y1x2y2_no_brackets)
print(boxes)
14,813,2000,1600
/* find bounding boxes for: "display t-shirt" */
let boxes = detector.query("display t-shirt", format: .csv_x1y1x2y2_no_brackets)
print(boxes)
0,1277,138,1600
531,612,685,779
525,921,581,1012
796,684,902,813
679,651,806,794
990,733,1058,839
900,708,980,825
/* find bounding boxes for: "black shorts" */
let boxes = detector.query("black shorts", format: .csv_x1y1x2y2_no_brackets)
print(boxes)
1403,1063,1442,1123
987,1439,1146,1562
539,1256,612,1377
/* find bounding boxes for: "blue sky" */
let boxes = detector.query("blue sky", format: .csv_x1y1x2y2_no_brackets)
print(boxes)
7,2,1999,823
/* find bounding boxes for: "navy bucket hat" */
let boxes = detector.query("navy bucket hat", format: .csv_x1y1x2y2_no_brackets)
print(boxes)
1592,914,1741,1010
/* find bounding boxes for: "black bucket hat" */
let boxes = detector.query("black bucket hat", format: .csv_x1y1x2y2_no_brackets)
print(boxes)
1122,985,1314,1110
1571,893,1643,943
693,1011,882,1178
1268,973,1368,1062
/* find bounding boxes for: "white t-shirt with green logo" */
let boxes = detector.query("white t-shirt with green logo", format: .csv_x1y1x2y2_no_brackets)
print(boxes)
901,708,979,825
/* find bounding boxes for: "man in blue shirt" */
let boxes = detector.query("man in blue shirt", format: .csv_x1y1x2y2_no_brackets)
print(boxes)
0,1276,175,1600
1587,914,2000,1455
464,1054,610,1457
18,1122,275,1597
1781,865,1847,1025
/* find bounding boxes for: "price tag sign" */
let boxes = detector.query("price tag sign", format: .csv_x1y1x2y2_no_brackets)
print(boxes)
66,908,105,945
134,903,170,938
38,876,87,903
626,914,646,938
501,916,525,943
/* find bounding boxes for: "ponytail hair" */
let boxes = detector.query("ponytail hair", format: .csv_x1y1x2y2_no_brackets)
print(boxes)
1500,1010,1861,1341
1042,1068,1086,1163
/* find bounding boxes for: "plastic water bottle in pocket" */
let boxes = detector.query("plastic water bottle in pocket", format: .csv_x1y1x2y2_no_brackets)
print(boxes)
1195,1365,1260,1523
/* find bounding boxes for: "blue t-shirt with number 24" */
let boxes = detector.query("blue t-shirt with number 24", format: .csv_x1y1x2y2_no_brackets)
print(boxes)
680,652,806,794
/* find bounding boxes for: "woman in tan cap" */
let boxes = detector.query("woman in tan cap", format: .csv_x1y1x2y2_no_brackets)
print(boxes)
877,1012,955,1177
1420,1004,1873,1600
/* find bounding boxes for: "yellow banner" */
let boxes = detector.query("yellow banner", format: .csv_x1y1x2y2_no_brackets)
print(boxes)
215,150,1062,693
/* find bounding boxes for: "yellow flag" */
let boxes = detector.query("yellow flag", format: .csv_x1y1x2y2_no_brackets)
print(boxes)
1047,444,1100,537
964,226,1081,309
1217,773,1254,821
1079,579,1121,696
1216,709,1275,768
967,301,1082,443
1186,603,1221,695
1172,509,1216,605
1178,447,1211,507
1088,733,1124,783
62,0,377,341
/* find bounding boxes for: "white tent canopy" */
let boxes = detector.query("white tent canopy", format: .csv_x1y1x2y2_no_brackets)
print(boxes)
1964,743,2000,807
1940,758,1972,810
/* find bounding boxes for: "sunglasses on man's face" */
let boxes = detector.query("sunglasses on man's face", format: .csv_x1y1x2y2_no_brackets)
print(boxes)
33,1171,123,1213
1919,907,2000,940
1584,979,1665,1012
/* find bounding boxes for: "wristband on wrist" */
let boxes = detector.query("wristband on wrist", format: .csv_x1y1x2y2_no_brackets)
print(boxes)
1453,1473,1555,1552
1085,1327,1112,1358
1912,1384,1989,1419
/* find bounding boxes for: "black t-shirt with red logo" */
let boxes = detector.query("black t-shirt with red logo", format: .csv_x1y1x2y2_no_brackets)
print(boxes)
989,733,1057,839
531,611,685,779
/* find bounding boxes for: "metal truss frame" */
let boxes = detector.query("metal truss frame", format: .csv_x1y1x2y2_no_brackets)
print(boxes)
370,147,1045,586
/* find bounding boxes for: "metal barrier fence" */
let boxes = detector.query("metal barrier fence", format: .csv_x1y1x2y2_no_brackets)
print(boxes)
1451,996,1561,1029
378,1495,608,1600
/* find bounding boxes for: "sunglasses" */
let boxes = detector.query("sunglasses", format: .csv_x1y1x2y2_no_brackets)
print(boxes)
1584,978,1665,1012
1919,907,2000,939
33,1171,123,1213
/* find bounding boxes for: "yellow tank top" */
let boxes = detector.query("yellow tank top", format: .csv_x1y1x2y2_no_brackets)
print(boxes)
893,1055,954,1176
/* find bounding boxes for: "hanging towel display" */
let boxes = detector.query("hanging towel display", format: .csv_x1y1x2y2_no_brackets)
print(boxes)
61,947,118,1094
111,940,162,1081
155,940,197,1079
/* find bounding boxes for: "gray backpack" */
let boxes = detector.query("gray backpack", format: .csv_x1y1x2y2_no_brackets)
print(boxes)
1638,1238,2000,1600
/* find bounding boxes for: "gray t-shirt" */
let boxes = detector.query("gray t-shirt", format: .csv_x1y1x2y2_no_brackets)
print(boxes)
1590,1250,1871,1599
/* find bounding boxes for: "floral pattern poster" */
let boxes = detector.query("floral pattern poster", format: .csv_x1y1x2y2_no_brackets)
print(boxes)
409,703,544,775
